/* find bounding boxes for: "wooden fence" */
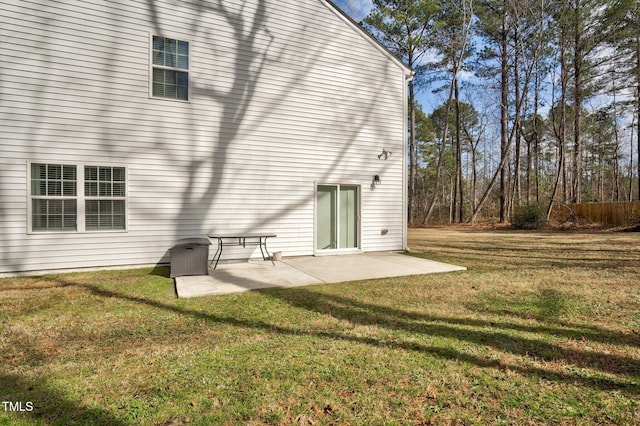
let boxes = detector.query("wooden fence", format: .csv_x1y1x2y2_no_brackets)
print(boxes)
551,201,640,226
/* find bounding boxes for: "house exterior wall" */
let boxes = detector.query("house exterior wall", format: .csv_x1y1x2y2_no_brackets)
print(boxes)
0,0,411,274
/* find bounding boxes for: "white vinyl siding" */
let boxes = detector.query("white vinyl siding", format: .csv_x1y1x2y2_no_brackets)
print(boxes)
0,0,410,274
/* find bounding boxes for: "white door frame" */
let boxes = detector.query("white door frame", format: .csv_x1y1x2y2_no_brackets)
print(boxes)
314,182,362,256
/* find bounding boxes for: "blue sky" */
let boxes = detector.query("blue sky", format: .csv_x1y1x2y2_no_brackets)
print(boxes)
331,0,637,153
333,0,373,21
332,0,445,114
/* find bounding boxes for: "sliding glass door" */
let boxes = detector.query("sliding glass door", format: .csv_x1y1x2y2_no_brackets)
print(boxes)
316,185,359,251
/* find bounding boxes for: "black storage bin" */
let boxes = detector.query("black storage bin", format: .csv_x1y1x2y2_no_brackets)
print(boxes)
170,237,211,278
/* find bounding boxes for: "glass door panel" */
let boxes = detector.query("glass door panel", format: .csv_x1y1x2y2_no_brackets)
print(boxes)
339,186,358,248
316,185,337,250
316,184,358,251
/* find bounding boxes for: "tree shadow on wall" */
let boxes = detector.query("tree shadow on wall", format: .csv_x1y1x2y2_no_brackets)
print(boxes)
146,0,394,242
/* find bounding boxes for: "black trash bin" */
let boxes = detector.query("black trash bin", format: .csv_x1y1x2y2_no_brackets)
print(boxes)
170,237,212,278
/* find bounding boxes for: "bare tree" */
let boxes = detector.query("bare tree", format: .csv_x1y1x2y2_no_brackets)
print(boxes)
363,0,441,224
422,0,474,224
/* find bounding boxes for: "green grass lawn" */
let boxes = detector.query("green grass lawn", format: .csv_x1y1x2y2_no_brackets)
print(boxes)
1,228,639,425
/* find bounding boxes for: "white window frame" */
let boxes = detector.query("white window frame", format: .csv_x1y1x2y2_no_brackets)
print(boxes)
27,162,128,234
28,162,78,233
84,165,127,231
149,34,191,102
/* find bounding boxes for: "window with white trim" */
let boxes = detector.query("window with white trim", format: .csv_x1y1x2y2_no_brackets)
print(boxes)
29,163,127,232
84,166,126,230
31,163,77,231
151,36,189,101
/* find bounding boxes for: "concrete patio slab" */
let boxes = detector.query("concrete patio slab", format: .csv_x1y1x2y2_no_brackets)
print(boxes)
174,261,324,298
174,252,466,298
282,252,466,283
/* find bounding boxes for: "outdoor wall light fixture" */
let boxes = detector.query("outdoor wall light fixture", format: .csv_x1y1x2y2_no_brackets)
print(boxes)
373,175,381,185
378,149,391,160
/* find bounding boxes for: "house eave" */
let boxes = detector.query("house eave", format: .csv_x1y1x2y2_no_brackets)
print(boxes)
321,0,414,77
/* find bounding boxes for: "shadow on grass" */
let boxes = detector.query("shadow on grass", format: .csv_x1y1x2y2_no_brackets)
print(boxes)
33,275,640,394
3,270,639,425
465,288,581,324
268,287,640,377
0,373,127,425
408,232,640,272
414,248,638,271
149,265,170,278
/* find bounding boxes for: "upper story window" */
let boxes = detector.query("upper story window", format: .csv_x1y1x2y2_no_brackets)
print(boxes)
152,36,189,101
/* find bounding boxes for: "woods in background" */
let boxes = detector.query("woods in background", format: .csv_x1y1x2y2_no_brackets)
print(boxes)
362,0,640,225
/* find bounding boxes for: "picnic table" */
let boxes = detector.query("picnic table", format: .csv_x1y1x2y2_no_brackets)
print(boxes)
207,232,277,269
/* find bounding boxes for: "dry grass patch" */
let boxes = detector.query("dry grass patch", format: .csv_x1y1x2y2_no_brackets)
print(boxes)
1,229,639,425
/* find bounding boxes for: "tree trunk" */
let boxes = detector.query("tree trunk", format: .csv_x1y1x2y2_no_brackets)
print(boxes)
631,118,635,202
547,34,568,219
637,35,640,200
455,79,464,222
423,78,456,224
499,0,509,222
512,23,521,211
408,78,416,224
572,0,583,204
612,73,621,202
472,144,478,212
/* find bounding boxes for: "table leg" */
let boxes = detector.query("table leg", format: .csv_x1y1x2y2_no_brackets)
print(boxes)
261,236,275,266
211,238,223,269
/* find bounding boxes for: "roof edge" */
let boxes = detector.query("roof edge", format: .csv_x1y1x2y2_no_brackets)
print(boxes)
320,0,414,77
